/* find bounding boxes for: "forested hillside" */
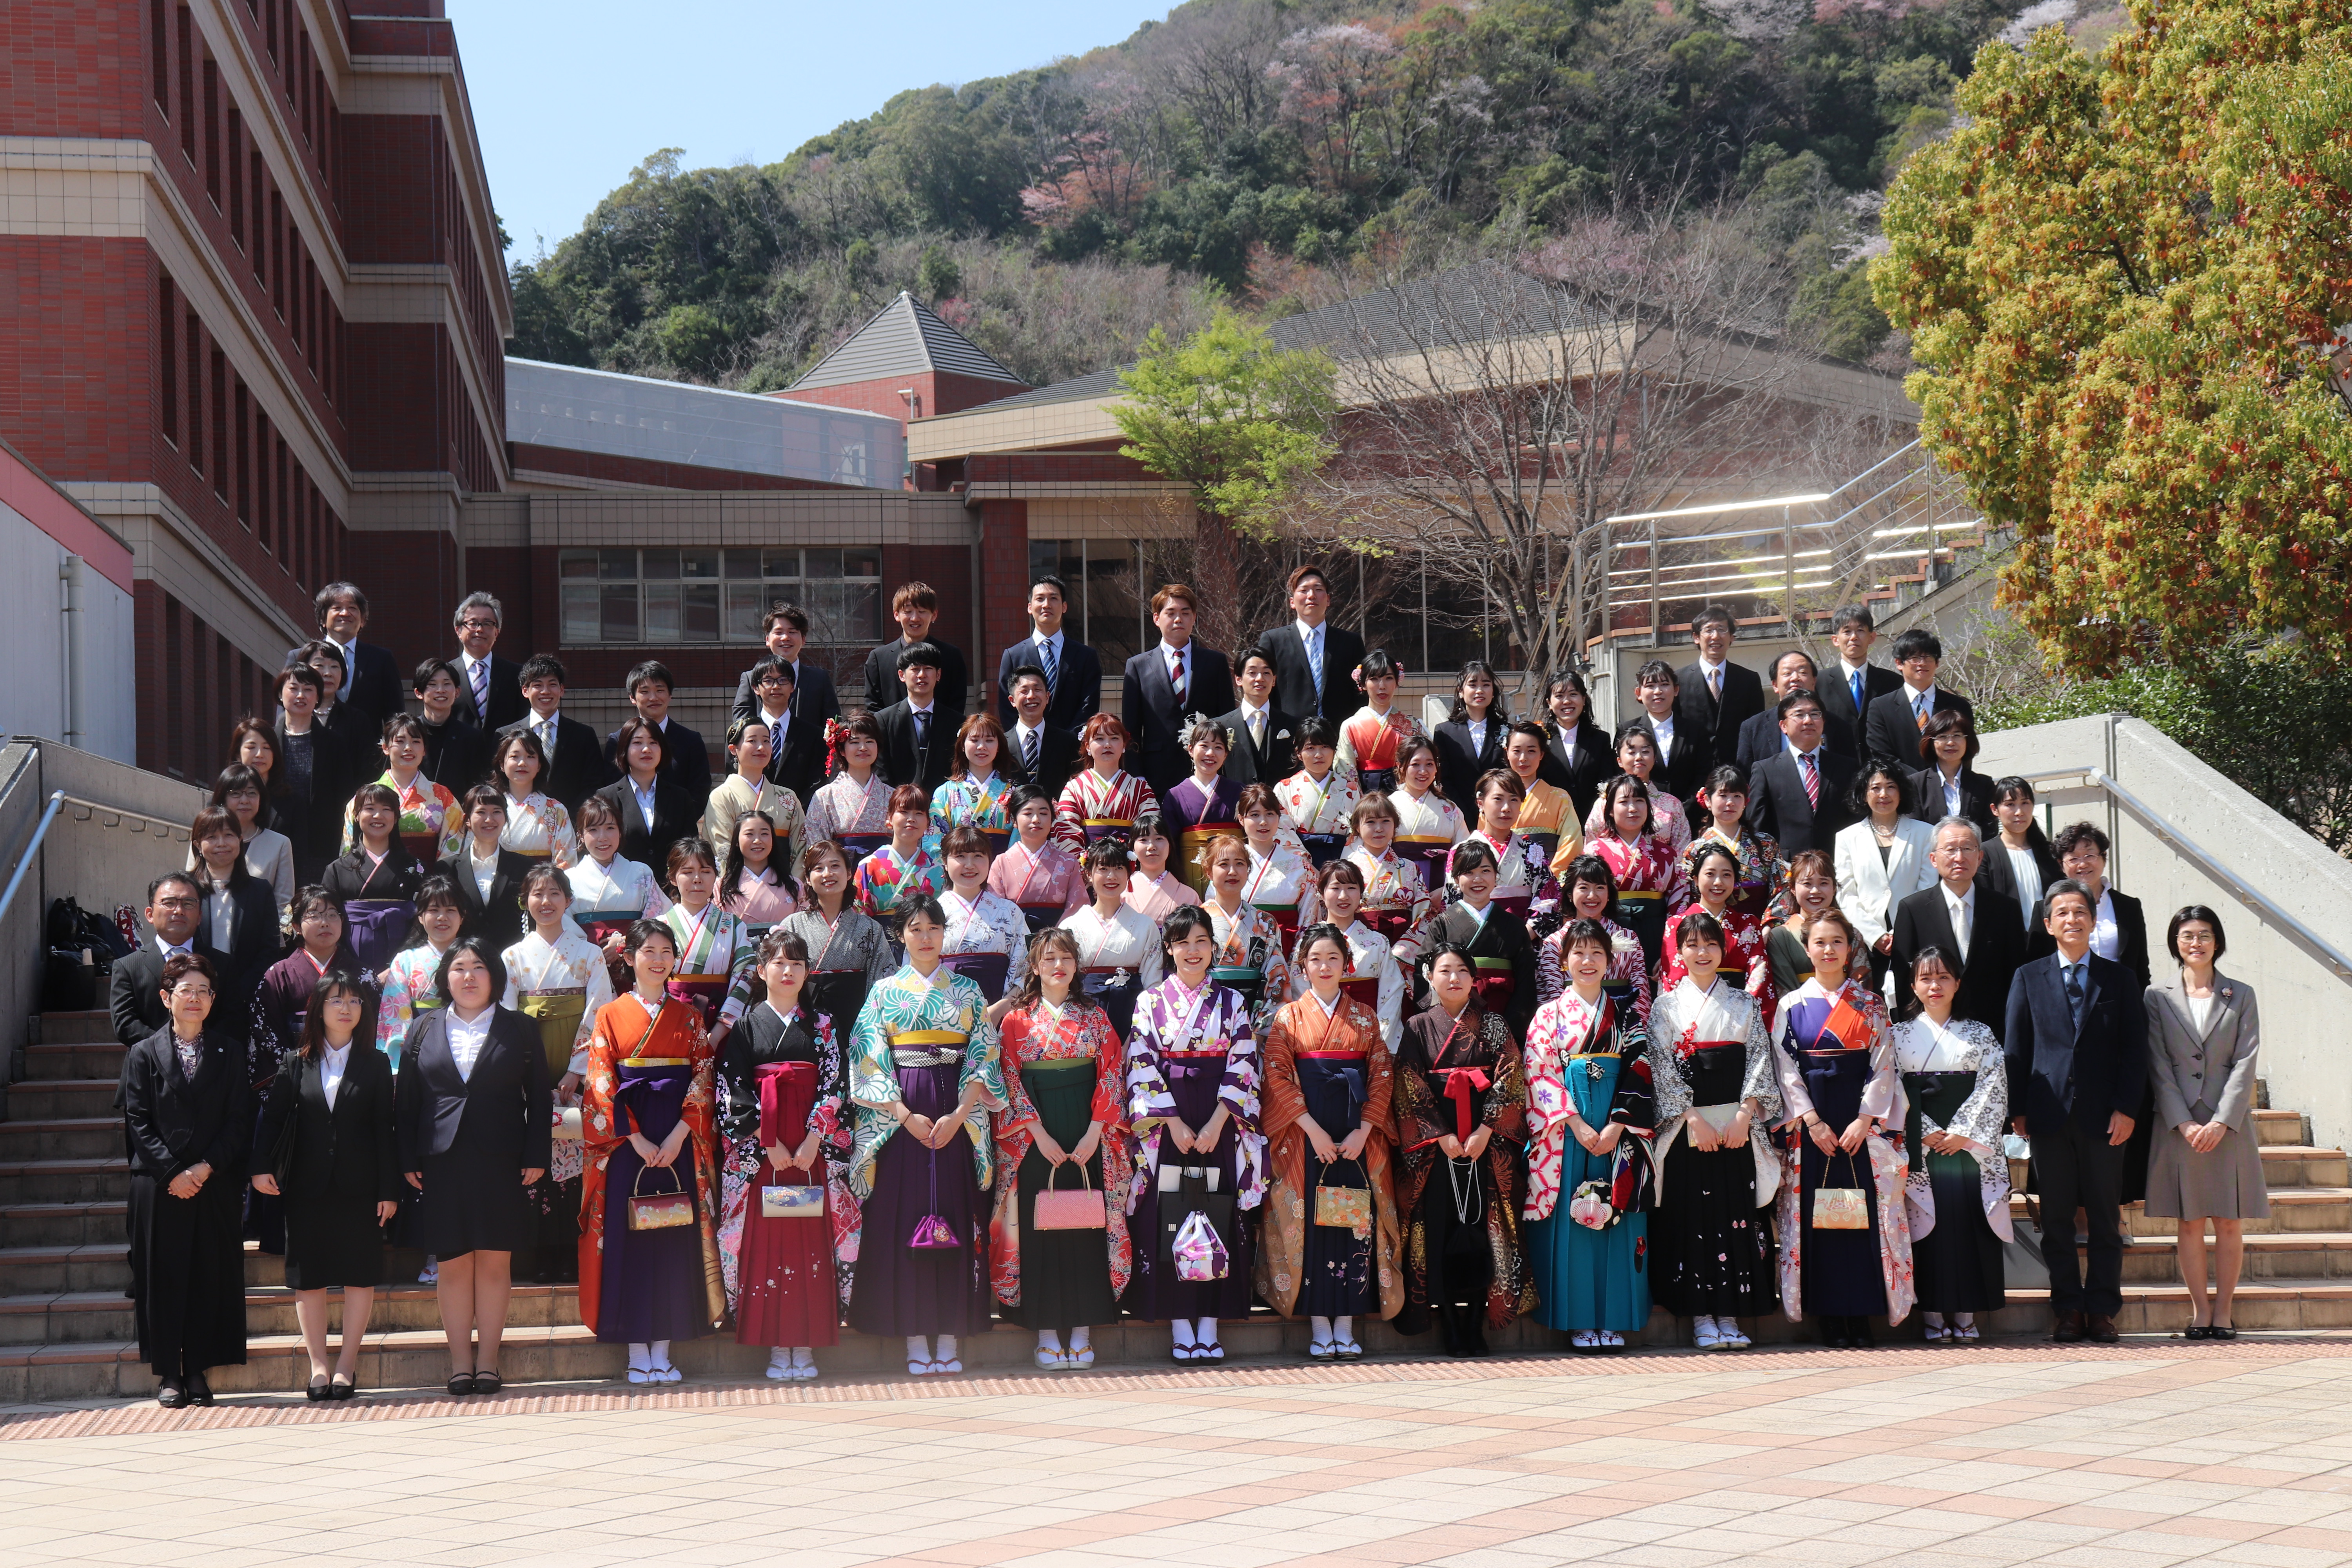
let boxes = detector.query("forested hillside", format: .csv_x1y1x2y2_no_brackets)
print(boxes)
506,0,2125,393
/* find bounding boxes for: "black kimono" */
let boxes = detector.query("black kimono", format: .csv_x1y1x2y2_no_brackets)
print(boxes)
120,1026,251,1379
1420,902,1539,1040
1391,1003,1533,1347
319,845,424,973
255,1041,401,1289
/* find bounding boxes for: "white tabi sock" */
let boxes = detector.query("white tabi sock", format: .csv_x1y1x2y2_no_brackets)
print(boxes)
1171,1319,1198,1348
935,1334,958,1363
1334,1316,1354,1343
649,1339,672,1369
907,1334,930,1364
1038,1329,1063,1352
791,1345,815,1368
628,1343,652,1372
1195,1316,1220,1345
1069,1326,1091,1350
1310,1315,1335,1346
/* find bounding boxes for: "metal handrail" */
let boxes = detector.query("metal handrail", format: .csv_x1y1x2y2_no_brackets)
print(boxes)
0,790,66,932
52,793,192,835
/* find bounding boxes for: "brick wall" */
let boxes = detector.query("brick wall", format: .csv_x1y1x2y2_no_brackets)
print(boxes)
786,368,1027,423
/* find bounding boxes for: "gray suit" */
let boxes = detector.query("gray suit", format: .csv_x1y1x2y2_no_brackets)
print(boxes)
2142,975,2270,1220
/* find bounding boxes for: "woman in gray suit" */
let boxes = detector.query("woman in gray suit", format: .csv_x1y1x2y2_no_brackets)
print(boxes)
2145,906,2267,1340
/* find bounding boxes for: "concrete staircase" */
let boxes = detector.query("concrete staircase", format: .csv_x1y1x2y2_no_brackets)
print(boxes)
5,1007,2345,1401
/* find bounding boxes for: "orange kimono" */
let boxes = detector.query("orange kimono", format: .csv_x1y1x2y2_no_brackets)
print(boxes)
1254,991,1405,1321
577,993,725,1337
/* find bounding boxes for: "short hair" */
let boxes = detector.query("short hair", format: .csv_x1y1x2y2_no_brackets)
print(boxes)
1237,782,1280,819
1691,603,1736,637
1007,783,1054,819
1448,837,1499,878
209,763,266,809
1921,706,1979,762
1131,812,1171,843
492,727,547,787
432,935,507,1002
521,862,573,903
413,873,465,914
624,659,675,696
892,581,940,614
1787,847,1835,882
379,711,426,746
1160,903,1214,961
160,949,216,993
288,886,341,929
349,780,402,819
412,657,463,693
1563,853,1616,902
1358,648,1400,683
1932,815,1983,851
1777,688,1825,723
518,653,568,688
940,823,993,860
757,927,811,966
1771,649,1818,684
1150,583,1196,615
1234,644,1277,677
665,837,719,881
1615,722,1659,762
1475,768,1524,805
1285,564,1329,595
1600,774,1652,835
1079,712,1129,751
1317,857,1365,894
1831,604,1876,633
2043,877,2097,916
1633,659,1675,691
313,581,368,623
896,893,949,933
1891,628,1943,662
274,662,323,701
886,784,929,817
896,639,944,672
1029,573,1069,601
1558,916,1614,958
2051,820,2110,860
747,654,795,693
797,838,850,880
226,717,283,788
1295,716,1337,750
1703,764,1748,797
762,602,810,636
951,713,1005,778
1181,714,1230,752
2166,904,2228,962
462,782,506,817
1675,909,1725,953
1349,792,1398,828
623,918,676,958
453,591,502,629
147,869,203,905
1849,759,1911,818
1006,662,1050,693
611,715,669,772
1802,906,1863,953
1203,832,1253,872
575,793,619,833
296,638,345,672
1547,669,1590,704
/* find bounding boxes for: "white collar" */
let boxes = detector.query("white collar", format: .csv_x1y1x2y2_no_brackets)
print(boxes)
1033,627,1063,648
532,708,562,727
1014,718,1042,739
1699,657,1726,676
760,706,789,728
1458,899,1493,931
909,701,934,715
1904,680,1936,702
1839,657,1869,676
1295,618,1324,640
1943,880,1975,909
1160,639,1190,657
1241,700,1267,720
156,935,192,956
1308,988,1342,1018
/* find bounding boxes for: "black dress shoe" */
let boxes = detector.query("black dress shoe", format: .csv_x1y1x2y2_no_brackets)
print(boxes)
329,1376,357,1399
1820,1320,1849,1349
186,1372,214,1406
1851,1318,1876,1348
306,1378,331,1401
2209,1325,2238,1341
156,1380,189,1409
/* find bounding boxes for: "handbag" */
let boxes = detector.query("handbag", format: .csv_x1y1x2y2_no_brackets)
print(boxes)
1174,1209,1230,1281
906,1150,961,1249
1034,1160,1108,1230
1813,1151,1869,1230
1157,1167,1234,1278
626,1164,695,1231
1312,1157,1372,1238
761,1183,826,1220
1568,1178,1614,1231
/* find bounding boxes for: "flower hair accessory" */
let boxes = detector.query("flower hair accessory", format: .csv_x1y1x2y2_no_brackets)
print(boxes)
824,716,853,777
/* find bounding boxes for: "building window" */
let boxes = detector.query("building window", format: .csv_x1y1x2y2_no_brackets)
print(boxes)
558,546,881,648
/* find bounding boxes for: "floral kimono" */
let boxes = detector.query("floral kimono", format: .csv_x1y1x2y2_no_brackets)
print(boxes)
1060,901,1162,1040
1446,829,1561,932
1276,767,1359,867
714,998,856,1318
938,887,1032,1004
1337,705,1421,796
502,927,613,1222
500,791,579,867
1513,777,1584,872
1660,902,1777,1031
1203,895,1295,1032
1240,841,1320,952
1255,991,1403,1322
1893,1013,2012,1316
778,904,896,1074
564,854,672,951
1521,985,1655,1334
1646,976,1784,1318
1589,830,1691,976
346,770,466,864
1123,871,1200,924
1392,1002,1532,1337
374,940,455,1067
1771,978,1915,1325
989,996,1137,1313
805,771,894,870
1686,825,1784,923
930,773,1015,856
1162,774,1245,899
987,837,1088,933
1122,976,1264,1321
851,840,946,925
1330,917,1407,1050
844,967,1007,1197
1344,845,1440,964
1583,781,1692,864
1053,767,1161,855
659,901,759,1034
1388,786,1468,899
1535,916,1654,1025
578,993,725,1339
706,774,805,873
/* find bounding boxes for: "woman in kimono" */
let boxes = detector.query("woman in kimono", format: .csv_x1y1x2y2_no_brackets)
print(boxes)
781,840,896,1053
501,864,613,1285
987,786,1089,934
1258,924,1403,1358
579,919,724,1384
1237,782,1318,950
719,809,796,938
1275,718,1358,869
1336,650,1420,797
1060,837,1161,1040
373,877,463,1069
1450,769,1561,932
718,930,850,1380
804,712,893,876
929,715,1016,858
851,785,946,929
936,824,1031,1008
1771,907,1915,1348
991,926,1135,1368
1580,726,1690,864
1769,849,1842,996
1122,905,1265,1362
1314,860,1406,1049
658,838,759,1044
321,783,426,973
1647,911,1782,1348
846,897,1007,1377
1523,920,1655,1350
1345,794,1439,967
1122,815,1200,923
1503,722,1583,871
1393,944,1530,1356
566,794,672,958
1162,716,1245,900
1686,764,1783,923
1896,945,2009,1343
1661,841,1776,1029
257,889,377,1065
1054,713,1161,854
1200,832,1294,1034
345,713,468,866
1389,737,1468,897
1417,840,1538,1041
1588,776,1689,976
1537,857,1653,1025
705,717,805,875
492,730,578,869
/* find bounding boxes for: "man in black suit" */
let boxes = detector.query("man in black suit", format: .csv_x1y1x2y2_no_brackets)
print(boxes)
863,581,968,717
1863,627,1975,769
111,873,204,1050
1123,583,1230,795
439,785,535,951
1891,818,2025,1023
995,573,1101,732
876,642,955,793
1254,564,1365,722
1673,603,1766,779
1624,657,1710,805
1215,645,1296,788
2005,878,2148,1344
605,660,711,802
289,581,404,729
1534,672,1613,821
1819,603,1902,742
730,601,842,733
506,654,613,817
1001,663,1080,799
1735,650,1857,769
737,655,827,802
412,658,490,797
1746,690,1860,857
449,592,526,733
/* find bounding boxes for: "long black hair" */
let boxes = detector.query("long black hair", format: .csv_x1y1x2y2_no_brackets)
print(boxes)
296,969,375,1062
1447,660,1510,725
720,808,791,911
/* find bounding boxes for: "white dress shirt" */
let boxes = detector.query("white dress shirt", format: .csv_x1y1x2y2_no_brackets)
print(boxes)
155,933,194,960
1031,627,1064,670
1161,640,1192,702
2003,843,2043,926
1697,658,1728,698
1240,701,1271,751
2091,888,2122,963
445,1006,494,1082
206,890,236,951
630,777,659,822
461,650,494,710
320,1040,352,1109
1468,717,1489,758
469,847,500,902
1904,681,1939,724
759,705,791,752
1649,711,1677,762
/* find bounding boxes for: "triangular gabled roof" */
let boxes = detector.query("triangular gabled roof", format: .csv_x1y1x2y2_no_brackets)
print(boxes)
789,290,1026,392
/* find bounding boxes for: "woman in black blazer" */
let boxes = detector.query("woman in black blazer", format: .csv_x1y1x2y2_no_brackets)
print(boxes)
1531,670,1615,821
188,806,283,1052
252,968,400,1398
1977,776,2062,929
121,951,250,1408
1434,659,1511,814
592,716,703,869
396,937,550,1395
1907,710,1999,835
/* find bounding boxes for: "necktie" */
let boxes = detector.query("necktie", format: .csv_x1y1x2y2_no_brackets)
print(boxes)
915,710,930,757
1041,637,1058,691
1707,666,1721,700
1850,668,1866,715
1915,693,1931,730
1171,646,1186,707
1800,750,1818,808
1306,628,1323,714
539,718,556,757
1952,893,1970,960
1023,727,1040,776
471,658,488,715
1250,710,1265,751
2063,961,2085,1030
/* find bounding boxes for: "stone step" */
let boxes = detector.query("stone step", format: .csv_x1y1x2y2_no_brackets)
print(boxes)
0,1158,130,1207
0,1241,292,1296
21,1042,126,1082
35,1011,116,1046
4,1080,121,1123
2255,1108,2311,1147
0,1280,588,1346
0,1200,126,1248
0,1118,121,1162
2109,1231,2352,1282
2260,1146,2349,1186
2010,1187,2352,1236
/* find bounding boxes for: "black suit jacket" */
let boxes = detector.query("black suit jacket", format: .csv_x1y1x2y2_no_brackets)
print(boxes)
435,848,535,951
192,879,283,1044
274,718,360,882
508,714,614,818
256,1040,400,1201
590,776,704,870
1864,685,1975,770
119,1025,250,1179
394,1005,551,1169
452,653,527,733
1619,715,1711,805
729,659,841,800
1434,718,1506,815
1976,831,2062,915
1745,748,1860,858
1004,721,1080,800
1218,706,1298,790
995,635,1102,731
293,641,403,729
1819,661,1902,738
1535,720,1615,822
875,701,955,793
2004,951,2149,1136
1735,706,1857,771
864,637,969,719
2026,886,2153,991
110,944,178,1050
1255,621,1365,722
608,717,711,802
1891,882,2026,1024
1908,765,2000,835
1673,659,1766,775
419,716,491,798
1121,643,1232,795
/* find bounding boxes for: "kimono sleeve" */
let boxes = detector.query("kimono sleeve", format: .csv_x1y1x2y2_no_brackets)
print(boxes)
847,986,901,1110
1742,999,1786,1119
1050,779,1088,854
1123,997,1178,1130
1941,1022,2009,1152
1609,1009,1656,1134
1216,991,1262,1131
573,944,615,1074
546,802,580,869
718,917,758,1027
1520,1009,1570,1149
809,1013,852,1148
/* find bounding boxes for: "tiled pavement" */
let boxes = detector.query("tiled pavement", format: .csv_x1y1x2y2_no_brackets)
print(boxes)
2,1342,2350,1567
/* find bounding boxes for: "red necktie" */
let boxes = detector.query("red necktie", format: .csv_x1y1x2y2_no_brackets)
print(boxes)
1801,751,1819,808
1171,646,1186,706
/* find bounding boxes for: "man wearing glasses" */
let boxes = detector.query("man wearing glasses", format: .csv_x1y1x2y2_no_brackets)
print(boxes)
111,873,205,1049
450,593,526,733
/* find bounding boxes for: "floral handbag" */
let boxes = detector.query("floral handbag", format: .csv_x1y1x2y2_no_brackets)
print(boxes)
1034,1161,1107,1230
907,1149,961,1249
1813,1152,1869,1230
1312,1159,1372,1238
627,1165,695,1231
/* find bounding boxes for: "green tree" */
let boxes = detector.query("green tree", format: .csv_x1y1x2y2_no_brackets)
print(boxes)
1875,2,2352,671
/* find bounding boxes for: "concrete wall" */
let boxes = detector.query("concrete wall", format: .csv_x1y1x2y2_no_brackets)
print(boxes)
1976,715,2352,1155
0,504,138,766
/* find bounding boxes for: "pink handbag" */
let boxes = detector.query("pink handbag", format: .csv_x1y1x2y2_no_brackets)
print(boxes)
1034,1161,1108,1231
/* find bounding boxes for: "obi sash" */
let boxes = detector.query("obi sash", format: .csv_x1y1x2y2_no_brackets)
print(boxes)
1612,888,1667,960
1254,900,1302,946
1209,964,1264,1009
516,987,587,1078
1357,767,1398,797
1682,1040,1749,1105
1177,822,1242,897
1521,829,1559,866
1081,816,1132,844
1362,905,1417,943
940,949,1012,1003
573,908,641,946
889,1027,969,1069
666,972,733,1029
343,899,415,973
1297,831,1347,868
977,825,1011,860
835,830,888,871
1489,889,1531,922
1395,833,1453,888
1082,965,1142,1037
1016,900,1066,934
1338,973,1379,1012
1471,954,1516,1013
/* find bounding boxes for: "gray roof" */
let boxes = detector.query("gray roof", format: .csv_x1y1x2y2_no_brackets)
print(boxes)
789,291,1026,392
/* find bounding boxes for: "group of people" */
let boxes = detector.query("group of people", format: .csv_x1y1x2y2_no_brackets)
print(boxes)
109,573,2269,1404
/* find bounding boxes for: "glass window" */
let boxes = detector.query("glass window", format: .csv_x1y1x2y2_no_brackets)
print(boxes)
558,546,882,647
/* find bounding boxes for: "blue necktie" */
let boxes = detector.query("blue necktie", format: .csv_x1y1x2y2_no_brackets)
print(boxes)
2063,962,2085,1031
1307,628,1324,714
1041,637,1058,691
1851,669,1865,715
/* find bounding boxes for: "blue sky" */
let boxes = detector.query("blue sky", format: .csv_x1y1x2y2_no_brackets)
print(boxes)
446,0,1175,262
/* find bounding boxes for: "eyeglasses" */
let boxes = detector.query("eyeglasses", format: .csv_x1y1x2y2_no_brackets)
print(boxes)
154,897,200,911
457,618,499,631
170,985,215,999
